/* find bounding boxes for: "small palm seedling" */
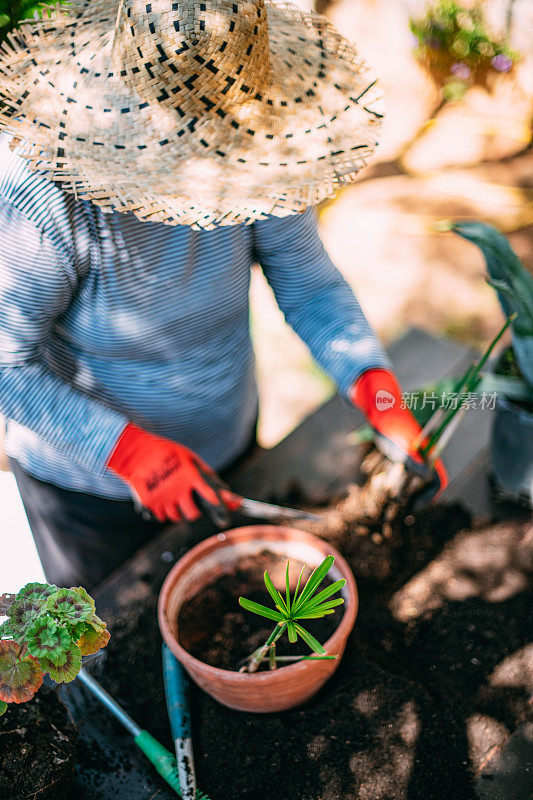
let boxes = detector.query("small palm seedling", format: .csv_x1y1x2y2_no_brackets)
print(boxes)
0,582,110,715
238,555,345,673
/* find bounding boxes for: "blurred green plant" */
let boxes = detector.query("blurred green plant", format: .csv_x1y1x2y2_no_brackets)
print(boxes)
0,1,69,43
449,220,533,388
410,0,519,101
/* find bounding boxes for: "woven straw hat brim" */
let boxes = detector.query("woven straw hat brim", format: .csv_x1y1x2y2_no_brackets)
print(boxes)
0,0,383,229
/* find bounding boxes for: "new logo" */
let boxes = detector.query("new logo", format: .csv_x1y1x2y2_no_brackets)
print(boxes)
375,390,396,411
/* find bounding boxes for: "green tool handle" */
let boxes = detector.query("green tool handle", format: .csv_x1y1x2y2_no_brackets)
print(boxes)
77,669,210,798
134,731,183,795
134,732,209,799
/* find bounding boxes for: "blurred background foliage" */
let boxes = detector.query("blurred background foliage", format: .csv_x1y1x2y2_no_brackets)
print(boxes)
0,0,68,43
410,0,519,101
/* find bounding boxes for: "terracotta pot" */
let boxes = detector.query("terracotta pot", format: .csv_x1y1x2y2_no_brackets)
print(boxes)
158,525,358,713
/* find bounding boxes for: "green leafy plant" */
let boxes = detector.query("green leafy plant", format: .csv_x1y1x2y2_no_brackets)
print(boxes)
448,221,533,388
0,0,70,44
410,1,519,101
0,582,110,715
238,556,345,673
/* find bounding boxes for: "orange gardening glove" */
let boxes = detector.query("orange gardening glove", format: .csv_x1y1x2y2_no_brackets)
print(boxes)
350,369,448,503
107,423,230,525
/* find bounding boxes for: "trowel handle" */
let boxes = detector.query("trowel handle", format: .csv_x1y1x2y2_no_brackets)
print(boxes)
162,644,192,741
162,645,197,800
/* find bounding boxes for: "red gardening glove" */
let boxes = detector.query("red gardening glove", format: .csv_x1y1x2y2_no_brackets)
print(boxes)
107,423,231,525
350,369,448,502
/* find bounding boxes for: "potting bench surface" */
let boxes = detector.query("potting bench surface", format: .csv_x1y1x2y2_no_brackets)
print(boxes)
63,329,532,800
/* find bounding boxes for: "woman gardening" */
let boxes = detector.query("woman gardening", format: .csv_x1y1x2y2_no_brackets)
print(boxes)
0,0,446,589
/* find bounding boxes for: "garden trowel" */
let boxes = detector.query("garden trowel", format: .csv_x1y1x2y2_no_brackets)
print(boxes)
220,491,322,522
78,667,210,799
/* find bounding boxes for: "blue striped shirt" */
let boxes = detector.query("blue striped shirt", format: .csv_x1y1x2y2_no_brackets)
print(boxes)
0,134,391,498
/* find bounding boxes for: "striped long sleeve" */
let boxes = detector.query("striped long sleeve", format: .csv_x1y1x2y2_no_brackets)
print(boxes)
0,130,390,498
253,207,392,396
0,203,127,472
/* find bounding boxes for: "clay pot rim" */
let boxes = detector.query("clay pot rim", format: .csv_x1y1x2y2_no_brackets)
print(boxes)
158,525,358,684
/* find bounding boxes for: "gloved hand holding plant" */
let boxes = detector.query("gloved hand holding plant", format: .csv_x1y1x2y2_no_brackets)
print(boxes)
349,314,514,509
351,368,449,504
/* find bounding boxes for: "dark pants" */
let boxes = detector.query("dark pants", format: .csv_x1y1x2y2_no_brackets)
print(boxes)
10,431,257,590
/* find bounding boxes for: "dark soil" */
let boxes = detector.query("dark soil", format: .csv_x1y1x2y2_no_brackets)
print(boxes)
178,551,344,671
0,687,77,800
91,494,533,800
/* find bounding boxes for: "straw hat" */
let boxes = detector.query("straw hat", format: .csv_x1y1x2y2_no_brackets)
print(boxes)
0,0,383,229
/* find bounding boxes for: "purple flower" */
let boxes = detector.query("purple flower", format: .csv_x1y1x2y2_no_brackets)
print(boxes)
450,62,471,80
428,36,442,50
491,54,513,73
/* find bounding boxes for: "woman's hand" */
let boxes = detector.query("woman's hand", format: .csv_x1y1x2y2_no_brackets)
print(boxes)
107,423,230,525
350,368,449,502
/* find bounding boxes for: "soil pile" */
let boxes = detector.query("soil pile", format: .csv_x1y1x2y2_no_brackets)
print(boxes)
0,687,77,800
96,480,532,800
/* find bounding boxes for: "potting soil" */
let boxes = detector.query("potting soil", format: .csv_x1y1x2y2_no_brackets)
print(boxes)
92,501,532,800
0,686,77,800
178,550,344,670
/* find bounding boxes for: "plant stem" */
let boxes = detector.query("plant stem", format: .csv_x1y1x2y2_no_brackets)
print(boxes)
420,315,515,458
243,624,286,674
268,643,277,670
271,655,338,662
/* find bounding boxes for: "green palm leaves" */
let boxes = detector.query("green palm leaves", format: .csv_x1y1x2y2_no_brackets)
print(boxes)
239,556,345,665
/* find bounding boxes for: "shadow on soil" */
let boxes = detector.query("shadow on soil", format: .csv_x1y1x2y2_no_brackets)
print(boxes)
93,503,532,800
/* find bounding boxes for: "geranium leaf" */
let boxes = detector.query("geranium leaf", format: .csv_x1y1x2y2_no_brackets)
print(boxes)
0,700,7,716
87,614,106,633
0,619,14,638
26,618,72,666
71,587,96,612
293,623,327,655
68,588,107,632
7,583,57,643
46,588,96,627
238,598,285,622
77,625,110,656
40,642,82,684
72,622,89,641
0,640,44,704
